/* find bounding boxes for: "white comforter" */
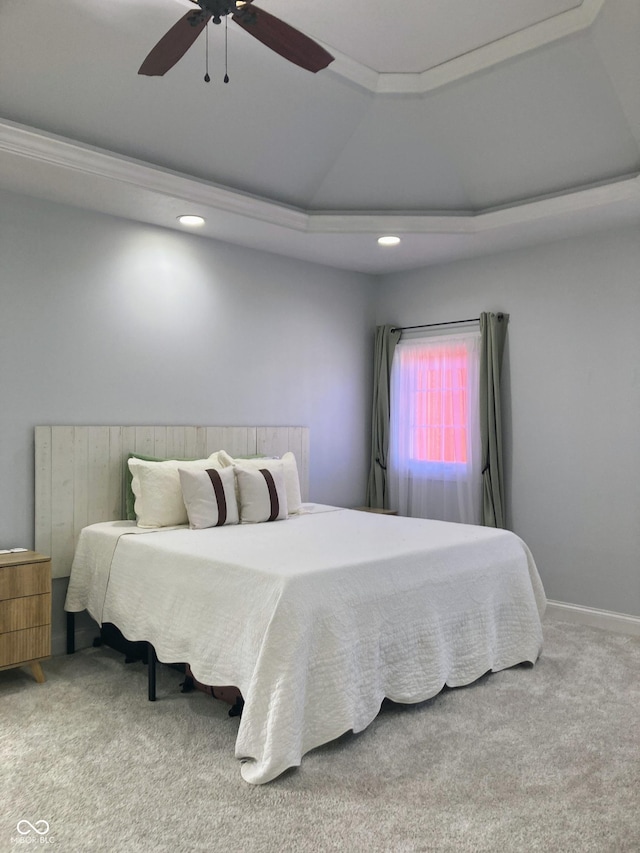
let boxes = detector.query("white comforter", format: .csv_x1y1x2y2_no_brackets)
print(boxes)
66,505,546,784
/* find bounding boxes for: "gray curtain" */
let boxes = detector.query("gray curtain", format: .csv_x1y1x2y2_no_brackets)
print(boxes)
366,324,402,508
479,312,509,528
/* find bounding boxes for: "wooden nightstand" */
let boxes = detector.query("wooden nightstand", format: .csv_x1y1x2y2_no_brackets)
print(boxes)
0,551,51,683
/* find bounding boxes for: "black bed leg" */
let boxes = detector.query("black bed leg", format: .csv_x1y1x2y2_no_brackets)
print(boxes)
148,644,157,702
66,612,76,655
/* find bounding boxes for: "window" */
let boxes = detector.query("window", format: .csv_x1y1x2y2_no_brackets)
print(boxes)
388,331,482,524
405,342,469,472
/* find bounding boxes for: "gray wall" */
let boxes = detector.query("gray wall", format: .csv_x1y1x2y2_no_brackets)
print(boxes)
3,186,638,651
0,190,375,651
376,225,640,618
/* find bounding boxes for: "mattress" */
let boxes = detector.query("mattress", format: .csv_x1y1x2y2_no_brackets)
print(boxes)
66,504,546,784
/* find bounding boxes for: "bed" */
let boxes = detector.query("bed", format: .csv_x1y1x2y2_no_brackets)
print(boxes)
37,425,546,785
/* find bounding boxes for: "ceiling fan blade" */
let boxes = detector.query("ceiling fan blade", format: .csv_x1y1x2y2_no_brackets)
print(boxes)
139,11,211,76
232,6,334,73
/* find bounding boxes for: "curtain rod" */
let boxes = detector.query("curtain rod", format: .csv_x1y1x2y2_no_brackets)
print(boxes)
392,313,506,333
391,317,480,333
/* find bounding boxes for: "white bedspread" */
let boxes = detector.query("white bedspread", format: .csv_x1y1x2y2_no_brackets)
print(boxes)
66,506,546,784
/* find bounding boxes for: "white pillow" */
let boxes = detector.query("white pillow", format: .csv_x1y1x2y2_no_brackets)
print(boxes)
235,465,288,523
179,466,239,529
128,451,232,528
232,452,302,514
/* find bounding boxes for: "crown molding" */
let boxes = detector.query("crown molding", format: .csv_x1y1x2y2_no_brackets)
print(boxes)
1,117,639,279
0,120,306,233
325,0,607,95
306,175,640,235
1,118,638,241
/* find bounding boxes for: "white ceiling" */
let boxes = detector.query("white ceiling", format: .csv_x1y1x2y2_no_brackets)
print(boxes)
0,0,639,273
248,0,584,74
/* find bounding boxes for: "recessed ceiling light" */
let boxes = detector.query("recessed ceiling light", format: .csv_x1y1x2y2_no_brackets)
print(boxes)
177,215,205,227
377,235,401,246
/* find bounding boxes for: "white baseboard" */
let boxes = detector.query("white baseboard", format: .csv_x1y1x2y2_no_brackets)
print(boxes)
546,600,640,636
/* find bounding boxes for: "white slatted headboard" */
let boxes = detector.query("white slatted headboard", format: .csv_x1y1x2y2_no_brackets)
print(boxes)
35,425,310,579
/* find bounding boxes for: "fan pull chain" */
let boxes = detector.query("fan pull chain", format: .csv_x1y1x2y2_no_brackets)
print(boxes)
224,16,230,83
204,21,210,83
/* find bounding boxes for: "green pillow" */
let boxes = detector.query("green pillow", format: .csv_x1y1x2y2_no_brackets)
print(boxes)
125,453,199,521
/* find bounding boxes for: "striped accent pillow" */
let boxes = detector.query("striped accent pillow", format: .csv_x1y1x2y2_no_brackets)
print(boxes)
235,465,288,523
178,466,239,529
230,452,303,514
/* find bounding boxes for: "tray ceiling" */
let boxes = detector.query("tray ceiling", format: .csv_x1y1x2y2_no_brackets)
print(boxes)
0,0,638,273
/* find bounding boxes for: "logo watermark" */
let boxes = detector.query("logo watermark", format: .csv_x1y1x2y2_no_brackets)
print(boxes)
11,820,55,845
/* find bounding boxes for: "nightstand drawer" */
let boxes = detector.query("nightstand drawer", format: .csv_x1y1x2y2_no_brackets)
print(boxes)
0,625,50,667
0,593,50,633
0,561,51,601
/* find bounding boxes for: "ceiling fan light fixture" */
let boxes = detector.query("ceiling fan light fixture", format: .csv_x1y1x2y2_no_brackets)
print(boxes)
377,235,401,247
177,214,206,227
138,1,333,77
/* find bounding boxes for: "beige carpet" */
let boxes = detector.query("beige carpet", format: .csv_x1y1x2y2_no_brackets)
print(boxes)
1,616,638,852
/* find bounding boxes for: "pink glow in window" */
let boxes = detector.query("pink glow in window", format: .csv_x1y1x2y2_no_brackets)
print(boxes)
404,345,468,464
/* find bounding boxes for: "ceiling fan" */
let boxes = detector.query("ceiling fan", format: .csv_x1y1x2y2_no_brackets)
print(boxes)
138,0,334,77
